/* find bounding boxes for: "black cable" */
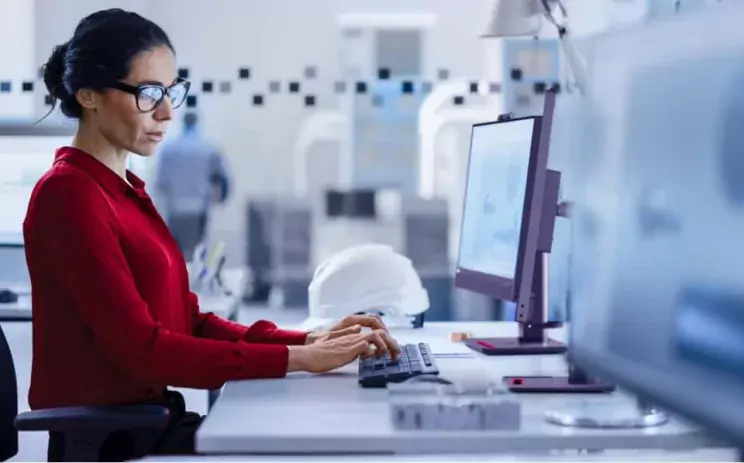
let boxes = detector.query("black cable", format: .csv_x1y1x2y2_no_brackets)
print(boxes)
541,0,560,27
541,0,569,31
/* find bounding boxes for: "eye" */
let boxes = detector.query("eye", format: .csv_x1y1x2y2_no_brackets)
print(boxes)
168,81,189,109
138,86,165,111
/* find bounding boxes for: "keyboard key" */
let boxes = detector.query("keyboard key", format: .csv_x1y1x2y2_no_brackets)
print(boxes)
358,343,439,388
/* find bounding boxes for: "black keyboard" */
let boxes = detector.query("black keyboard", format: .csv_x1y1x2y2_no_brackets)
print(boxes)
358,342,440,388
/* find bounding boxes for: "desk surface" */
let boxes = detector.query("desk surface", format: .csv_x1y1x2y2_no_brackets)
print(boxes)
196,322,722,455
147,448,738,462
0,294,31,321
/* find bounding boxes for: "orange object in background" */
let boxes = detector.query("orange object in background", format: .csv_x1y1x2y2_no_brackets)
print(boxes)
449,332,473,342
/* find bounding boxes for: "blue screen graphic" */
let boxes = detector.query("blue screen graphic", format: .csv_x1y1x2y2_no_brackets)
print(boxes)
458,119,534,280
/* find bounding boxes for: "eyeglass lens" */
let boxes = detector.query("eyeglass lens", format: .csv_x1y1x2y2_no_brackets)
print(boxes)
138,81,189,112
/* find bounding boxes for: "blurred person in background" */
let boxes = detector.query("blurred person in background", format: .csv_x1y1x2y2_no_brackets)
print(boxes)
154,112,229,257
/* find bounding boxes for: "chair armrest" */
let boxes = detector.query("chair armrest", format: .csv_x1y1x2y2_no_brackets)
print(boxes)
15,405,170,432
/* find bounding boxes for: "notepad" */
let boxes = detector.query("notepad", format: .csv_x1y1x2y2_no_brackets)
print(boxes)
395,335,472,356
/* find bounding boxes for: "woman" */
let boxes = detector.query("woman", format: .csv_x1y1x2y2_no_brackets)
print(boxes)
26,8,399,459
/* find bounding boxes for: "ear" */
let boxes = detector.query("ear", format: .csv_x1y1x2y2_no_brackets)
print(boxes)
75,88,100,111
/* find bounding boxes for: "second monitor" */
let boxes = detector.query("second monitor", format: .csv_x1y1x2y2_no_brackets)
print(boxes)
455,91,565,356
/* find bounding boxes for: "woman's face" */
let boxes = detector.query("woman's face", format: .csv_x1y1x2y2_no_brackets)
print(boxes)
93,45,178,157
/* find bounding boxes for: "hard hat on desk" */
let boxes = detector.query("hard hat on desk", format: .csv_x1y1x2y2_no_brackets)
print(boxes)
306,244,430,329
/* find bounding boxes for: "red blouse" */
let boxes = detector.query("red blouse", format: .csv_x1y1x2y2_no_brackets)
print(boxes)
23,147,306,409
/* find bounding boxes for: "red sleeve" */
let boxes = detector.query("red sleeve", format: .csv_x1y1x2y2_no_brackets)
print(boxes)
189,292,308,345
29,173,291,390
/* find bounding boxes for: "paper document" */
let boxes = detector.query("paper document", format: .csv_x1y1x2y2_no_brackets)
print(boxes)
395,334,472,355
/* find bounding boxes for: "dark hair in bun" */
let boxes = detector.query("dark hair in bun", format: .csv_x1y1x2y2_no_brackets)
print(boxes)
41,8,174,120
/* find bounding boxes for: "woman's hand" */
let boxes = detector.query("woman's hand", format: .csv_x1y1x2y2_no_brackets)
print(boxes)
305,325,363,345
288,329,401,374
327,314,388,333
305,314,390,345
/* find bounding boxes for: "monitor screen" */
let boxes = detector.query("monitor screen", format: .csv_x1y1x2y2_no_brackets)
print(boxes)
0,135,69,236
457,118,535,280
0,244,29,292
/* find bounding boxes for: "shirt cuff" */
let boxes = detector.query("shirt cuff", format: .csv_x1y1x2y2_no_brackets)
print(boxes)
268,329,309,345
234,343,290,379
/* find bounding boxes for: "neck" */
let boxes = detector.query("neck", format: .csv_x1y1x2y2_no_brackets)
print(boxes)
71,119,129,181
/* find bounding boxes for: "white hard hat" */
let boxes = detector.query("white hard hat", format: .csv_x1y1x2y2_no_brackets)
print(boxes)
302,244,429,330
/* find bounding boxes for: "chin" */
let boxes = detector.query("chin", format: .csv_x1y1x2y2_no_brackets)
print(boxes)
130,143,159,157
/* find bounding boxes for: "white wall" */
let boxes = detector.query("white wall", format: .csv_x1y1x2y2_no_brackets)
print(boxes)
0,0,35,118
30,0,628,264
34,0,152,118
150,0,496,264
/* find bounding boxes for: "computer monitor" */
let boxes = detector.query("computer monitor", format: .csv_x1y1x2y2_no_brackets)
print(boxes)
0,242,29,295
455,90,566,356
565,3,744,440
0,122,74,237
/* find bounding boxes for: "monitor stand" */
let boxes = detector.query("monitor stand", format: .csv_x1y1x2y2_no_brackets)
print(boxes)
463,252,566,356
544,397,669,429
464,170,567,357
503,363,615,393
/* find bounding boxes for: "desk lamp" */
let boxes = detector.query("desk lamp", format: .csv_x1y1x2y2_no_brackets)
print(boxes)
483,0,588,95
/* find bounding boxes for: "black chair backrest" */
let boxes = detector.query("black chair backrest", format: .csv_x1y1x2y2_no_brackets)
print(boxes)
0,325,18,460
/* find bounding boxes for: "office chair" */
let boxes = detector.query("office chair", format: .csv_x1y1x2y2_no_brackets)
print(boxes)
0,324,171,461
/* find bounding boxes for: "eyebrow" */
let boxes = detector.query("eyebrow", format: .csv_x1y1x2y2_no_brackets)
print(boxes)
134,78,180,87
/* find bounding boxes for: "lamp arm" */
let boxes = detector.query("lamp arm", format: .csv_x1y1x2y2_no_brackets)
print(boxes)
557,29,589,95
538,0,588,95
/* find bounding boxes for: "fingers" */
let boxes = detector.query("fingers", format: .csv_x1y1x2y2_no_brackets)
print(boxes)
324,328,400,362
341,314,387,332
340,340,372,365
353,340,371,356
380,330,401,360
361,330,386,357
354,329,400,358
327,325,362,340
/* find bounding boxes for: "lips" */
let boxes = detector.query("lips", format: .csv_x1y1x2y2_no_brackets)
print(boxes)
146,132,165,142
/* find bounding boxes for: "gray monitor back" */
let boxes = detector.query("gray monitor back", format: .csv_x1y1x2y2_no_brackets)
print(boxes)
568,2,744,446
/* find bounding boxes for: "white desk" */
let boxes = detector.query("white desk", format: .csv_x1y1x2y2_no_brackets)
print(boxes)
196,322,725,456
144,448,738,462
0,294,31,321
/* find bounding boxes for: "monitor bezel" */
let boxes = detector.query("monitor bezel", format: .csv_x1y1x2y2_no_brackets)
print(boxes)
454,115,544,303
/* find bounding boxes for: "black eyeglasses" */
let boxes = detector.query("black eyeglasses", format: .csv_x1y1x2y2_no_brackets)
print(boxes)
108,78,191,113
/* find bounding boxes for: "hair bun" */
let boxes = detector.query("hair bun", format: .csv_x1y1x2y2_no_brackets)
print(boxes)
43,42,70,100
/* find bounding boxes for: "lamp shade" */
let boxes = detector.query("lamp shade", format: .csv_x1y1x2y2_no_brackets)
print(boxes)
482,0,542,37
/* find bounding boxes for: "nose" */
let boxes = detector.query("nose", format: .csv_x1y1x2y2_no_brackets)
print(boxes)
153,96,173,122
